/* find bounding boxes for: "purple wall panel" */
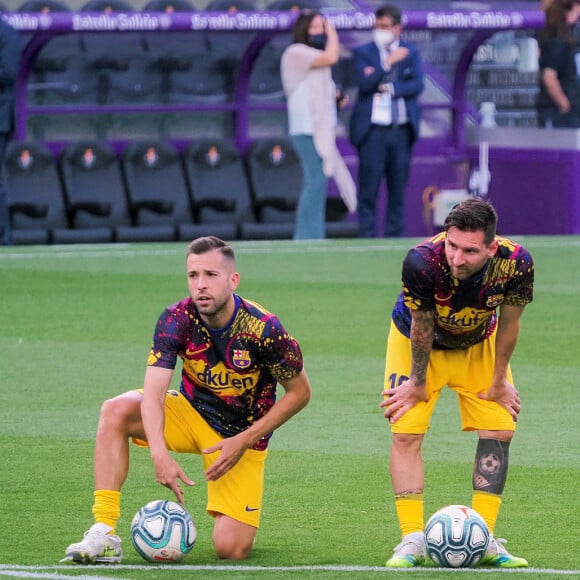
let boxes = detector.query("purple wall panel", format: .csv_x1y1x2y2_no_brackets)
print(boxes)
339,143,580,237
481,148,580,235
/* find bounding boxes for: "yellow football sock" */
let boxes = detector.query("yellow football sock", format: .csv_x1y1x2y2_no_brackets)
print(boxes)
394,494,424,538
472,491,502,534
92,490,121,533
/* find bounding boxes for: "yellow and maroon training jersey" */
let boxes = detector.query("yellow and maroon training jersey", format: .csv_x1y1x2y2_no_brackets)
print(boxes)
392,233,534,350
147,294,303,450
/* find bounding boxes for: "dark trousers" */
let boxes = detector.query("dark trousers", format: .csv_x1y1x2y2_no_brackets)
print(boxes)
357,123,413,238
0,133,11,245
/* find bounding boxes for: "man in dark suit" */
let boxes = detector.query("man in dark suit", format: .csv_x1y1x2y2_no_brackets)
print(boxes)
0,14,24,246
349,4,424,238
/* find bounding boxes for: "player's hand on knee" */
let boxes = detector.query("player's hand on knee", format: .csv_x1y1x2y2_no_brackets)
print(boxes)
477,381,521,421
380,380,428,423
203,435,250,482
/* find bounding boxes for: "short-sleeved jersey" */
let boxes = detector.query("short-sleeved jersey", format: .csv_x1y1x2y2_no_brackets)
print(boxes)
392,233,534,350
147,294,303,450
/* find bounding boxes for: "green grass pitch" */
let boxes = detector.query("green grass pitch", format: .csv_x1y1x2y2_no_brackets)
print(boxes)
0,237,579,579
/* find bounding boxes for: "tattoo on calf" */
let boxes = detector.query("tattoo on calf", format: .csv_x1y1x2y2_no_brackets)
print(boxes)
473,438,510,495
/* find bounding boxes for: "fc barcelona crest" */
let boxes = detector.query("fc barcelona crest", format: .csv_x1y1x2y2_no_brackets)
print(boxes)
486,294,503,308
232,349,251,369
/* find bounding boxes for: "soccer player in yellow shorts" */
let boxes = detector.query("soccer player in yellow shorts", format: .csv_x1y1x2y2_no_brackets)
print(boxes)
380,199,534,568
132,389,267,529
64,236,311,564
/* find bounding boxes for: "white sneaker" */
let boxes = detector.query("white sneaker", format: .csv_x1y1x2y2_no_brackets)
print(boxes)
385,531,425,567
63,523,123,564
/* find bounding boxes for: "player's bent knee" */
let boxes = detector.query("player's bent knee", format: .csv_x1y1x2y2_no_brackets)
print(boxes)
213,515,256,560
214,538,253,560
99,392,143,432
392,432,424,452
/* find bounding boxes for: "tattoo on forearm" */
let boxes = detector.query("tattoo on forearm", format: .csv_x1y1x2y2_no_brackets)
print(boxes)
410,311,434,385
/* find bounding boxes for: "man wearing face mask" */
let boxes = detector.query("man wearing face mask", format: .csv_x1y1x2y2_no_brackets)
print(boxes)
349,4,424,238
281,11,357,240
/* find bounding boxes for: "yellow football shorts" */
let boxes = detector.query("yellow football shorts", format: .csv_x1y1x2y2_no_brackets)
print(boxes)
132,389,267,527
384,321,516,434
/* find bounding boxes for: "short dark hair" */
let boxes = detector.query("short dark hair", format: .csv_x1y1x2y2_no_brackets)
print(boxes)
292,10,320,44
443,198,498,245
186,236,235,262
374,4,401,25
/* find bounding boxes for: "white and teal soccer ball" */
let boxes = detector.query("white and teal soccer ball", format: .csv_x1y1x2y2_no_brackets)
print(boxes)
130,500,197,562
424,505,490,568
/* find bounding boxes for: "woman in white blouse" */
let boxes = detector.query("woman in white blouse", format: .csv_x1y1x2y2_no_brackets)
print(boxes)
281,11,356,239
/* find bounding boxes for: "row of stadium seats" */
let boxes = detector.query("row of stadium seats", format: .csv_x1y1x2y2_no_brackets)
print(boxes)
6,137,358,245
28,44,354,108
28,38,296,107
23,0,336,110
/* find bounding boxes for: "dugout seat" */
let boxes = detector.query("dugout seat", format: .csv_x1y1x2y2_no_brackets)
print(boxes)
19,1,78,74
143,0,219,108
243,137,300,240
142,0,194,9
59,141,164,243
79,0,147,74
163,47,232,105
31,54,102,106
26,53,106,140
23,0,101,111
143,0,208,70
266,0,320,9
143,0,196,8
58,142,119,243
155,44,232,137
244,138,357,239
204,0,257,10
4,141,68,245
248,43,285,103
105,54,163,105
183,139,257,240
18,0,70,8
121,140,210,241
204,0,258,87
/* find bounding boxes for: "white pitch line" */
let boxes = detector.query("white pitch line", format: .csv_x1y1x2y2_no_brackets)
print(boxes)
1,564,579,576
0,244,404,260
0,571,129,580
0,236,579,262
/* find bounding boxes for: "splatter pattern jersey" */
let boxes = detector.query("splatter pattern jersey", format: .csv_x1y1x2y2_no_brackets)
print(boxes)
392,233,534,350
147,295,303,450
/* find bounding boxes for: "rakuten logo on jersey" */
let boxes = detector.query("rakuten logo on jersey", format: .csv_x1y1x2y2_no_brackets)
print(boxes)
195,367,257,391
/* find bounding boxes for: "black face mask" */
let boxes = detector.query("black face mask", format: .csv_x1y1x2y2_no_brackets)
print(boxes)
309,33,327,50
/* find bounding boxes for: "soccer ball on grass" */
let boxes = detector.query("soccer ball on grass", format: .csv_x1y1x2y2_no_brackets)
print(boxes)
130,500,197,562
424,504,490,568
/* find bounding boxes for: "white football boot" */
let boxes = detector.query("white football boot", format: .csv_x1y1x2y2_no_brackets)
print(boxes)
63,523,122,564
385,531,426,567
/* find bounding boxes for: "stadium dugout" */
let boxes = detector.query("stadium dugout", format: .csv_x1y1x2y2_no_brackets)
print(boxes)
3,0,580,241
